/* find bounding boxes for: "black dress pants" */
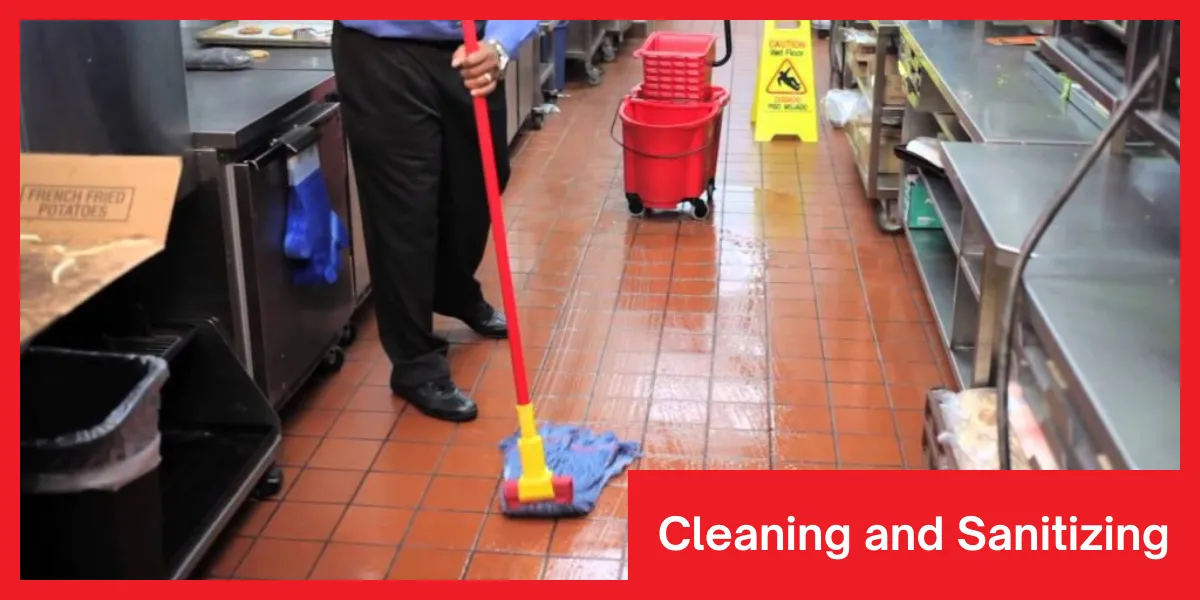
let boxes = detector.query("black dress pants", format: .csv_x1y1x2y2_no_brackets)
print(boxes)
332,23,510,388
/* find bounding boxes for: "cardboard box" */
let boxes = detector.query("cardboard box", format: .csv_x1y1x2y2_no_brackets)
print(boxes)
19,154,183,344
848,39,876,64
846,30,878,65
879,127,903,174
848,119,903,177
870,54,906,105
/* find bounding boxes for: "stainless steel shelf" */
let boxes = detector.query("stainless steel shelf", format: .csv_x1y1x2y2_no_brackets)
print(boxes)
1024,49,1111,125
852,68,905,122
906,231,955,347
1133,109,1180,162
959,253,982,298
920,169,962,252
900,20,1101,145
834,21,903,223
847,124,900,199
940,142,1179,262
932,113,968,141
948,348,973,391
1093,19,1128,41
940,142,1178,470
1022,262,1179,470
829,20,873,88
1037,36,1124,110
906,229,972,389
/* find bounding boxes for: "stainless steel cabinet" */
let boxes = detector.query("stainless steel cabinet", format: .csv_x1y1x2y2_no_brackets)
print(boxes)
504,60,519,145
226,101,355,407
516,35,539,134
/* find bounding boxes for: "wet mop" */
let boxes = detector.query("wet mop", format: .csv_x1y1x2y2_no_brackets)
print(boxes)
460,22,639,518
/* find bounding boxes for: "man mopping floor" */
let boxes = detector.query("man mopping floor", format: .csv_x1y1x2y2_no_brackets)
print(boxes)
457,19,639,517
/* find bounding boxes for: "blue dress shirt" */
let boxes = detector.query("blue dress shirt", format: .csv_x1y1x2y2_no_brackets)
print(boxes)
339,20,540,57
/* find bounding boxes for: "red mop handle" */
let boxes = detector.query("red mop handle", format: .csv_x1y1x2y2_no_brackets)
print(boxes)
461,21,533,407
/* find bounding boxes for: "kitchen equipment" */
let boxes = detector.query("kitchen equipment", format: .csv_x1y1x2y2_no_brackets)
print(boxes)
567,20,608,86
504,58,520,145
994,57,1162,470
177,71,357,408
195,20,333,48
517,34,541,133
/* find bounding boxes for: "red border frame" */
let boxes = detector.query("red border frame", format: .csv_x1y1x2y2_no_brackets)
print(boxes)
12,13,1190,588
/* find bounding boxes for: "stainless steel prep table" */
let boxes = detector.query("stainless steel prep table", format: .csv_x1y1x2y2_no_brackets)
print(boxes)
940,142,1179,470
1020,262,1179,470
899,20,1100,145
184,68,358,409
894,21,1108,390
943,144,1178,262
187,69,335,150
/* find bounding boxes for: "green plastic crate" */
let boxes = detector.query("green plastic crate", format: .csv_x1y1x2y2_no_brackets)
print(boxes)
905,176,942,230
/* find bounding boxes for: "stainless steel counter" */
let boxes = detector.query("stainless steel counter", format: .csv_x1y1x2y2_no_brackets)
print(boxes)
940,142,1178,470
186,69,334,151
1022,261,1179,470
941,142,1179,263
900,20,1100,144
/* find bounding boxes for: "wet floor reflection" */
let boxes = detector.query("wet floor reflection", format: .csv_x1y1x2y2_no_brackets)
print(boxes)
208,20,951,581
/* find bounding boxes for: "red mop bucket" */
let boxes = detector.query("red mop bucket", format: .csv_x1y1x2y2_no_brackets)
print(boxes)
616,86,728,219
630,84,728,193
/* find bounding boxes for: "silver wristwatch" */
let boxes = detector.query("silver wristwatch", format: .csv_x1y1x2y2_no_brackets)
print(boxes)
485,39,510,74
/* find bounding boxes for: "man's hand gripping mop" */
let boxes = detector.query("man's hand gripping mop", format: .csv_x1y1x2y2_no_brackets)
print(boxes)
461,22,639,518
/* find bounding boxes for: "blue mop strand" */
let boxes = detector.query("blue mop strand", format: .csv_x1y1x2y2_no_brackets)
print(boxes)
499,424,641,517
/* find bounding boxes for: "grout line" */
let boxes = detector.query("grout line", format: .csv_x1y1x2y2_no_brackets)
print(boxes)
814,149,849,469
706,18,734,470
825,116,912,470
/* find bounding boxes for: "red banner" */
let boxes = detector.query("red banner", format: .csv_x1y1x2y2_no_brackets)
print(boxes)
629,470,1185,591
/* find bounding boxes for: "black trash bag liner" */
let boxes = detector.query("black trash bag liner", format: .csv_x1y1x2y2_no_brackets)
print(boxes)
21,348,168,493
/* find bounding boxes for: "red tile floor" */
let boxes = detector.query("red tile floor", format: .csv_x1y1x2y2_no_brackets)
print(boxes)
200,20,951,580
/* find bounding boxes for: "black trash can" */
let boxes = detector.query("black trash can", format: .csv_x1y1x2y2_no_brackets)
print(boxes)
21,347,169,580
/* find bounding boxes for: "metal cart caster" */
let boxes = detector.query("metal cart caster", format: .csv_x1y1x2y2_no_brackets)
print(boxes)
586,67,603,86
252,466,284,499
876,200,903,233
338,323,357,348
600,39,618,63
689,198,712,220
318,346,346,374
626,193,646,216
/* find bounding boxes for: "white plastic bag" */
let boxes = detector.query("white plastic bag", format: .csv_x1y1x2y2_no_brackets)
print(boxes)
842,29,876,45
822,89,869,128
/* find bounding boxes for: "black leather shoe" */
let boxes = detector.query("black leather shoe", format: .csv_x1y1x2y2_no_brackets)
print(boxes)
461,303,508,339
394,380,479,422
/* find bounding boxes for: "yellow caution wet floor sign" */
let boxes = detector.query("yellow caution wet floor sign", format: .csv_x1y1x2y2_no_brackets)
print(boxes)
751,21,820,143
